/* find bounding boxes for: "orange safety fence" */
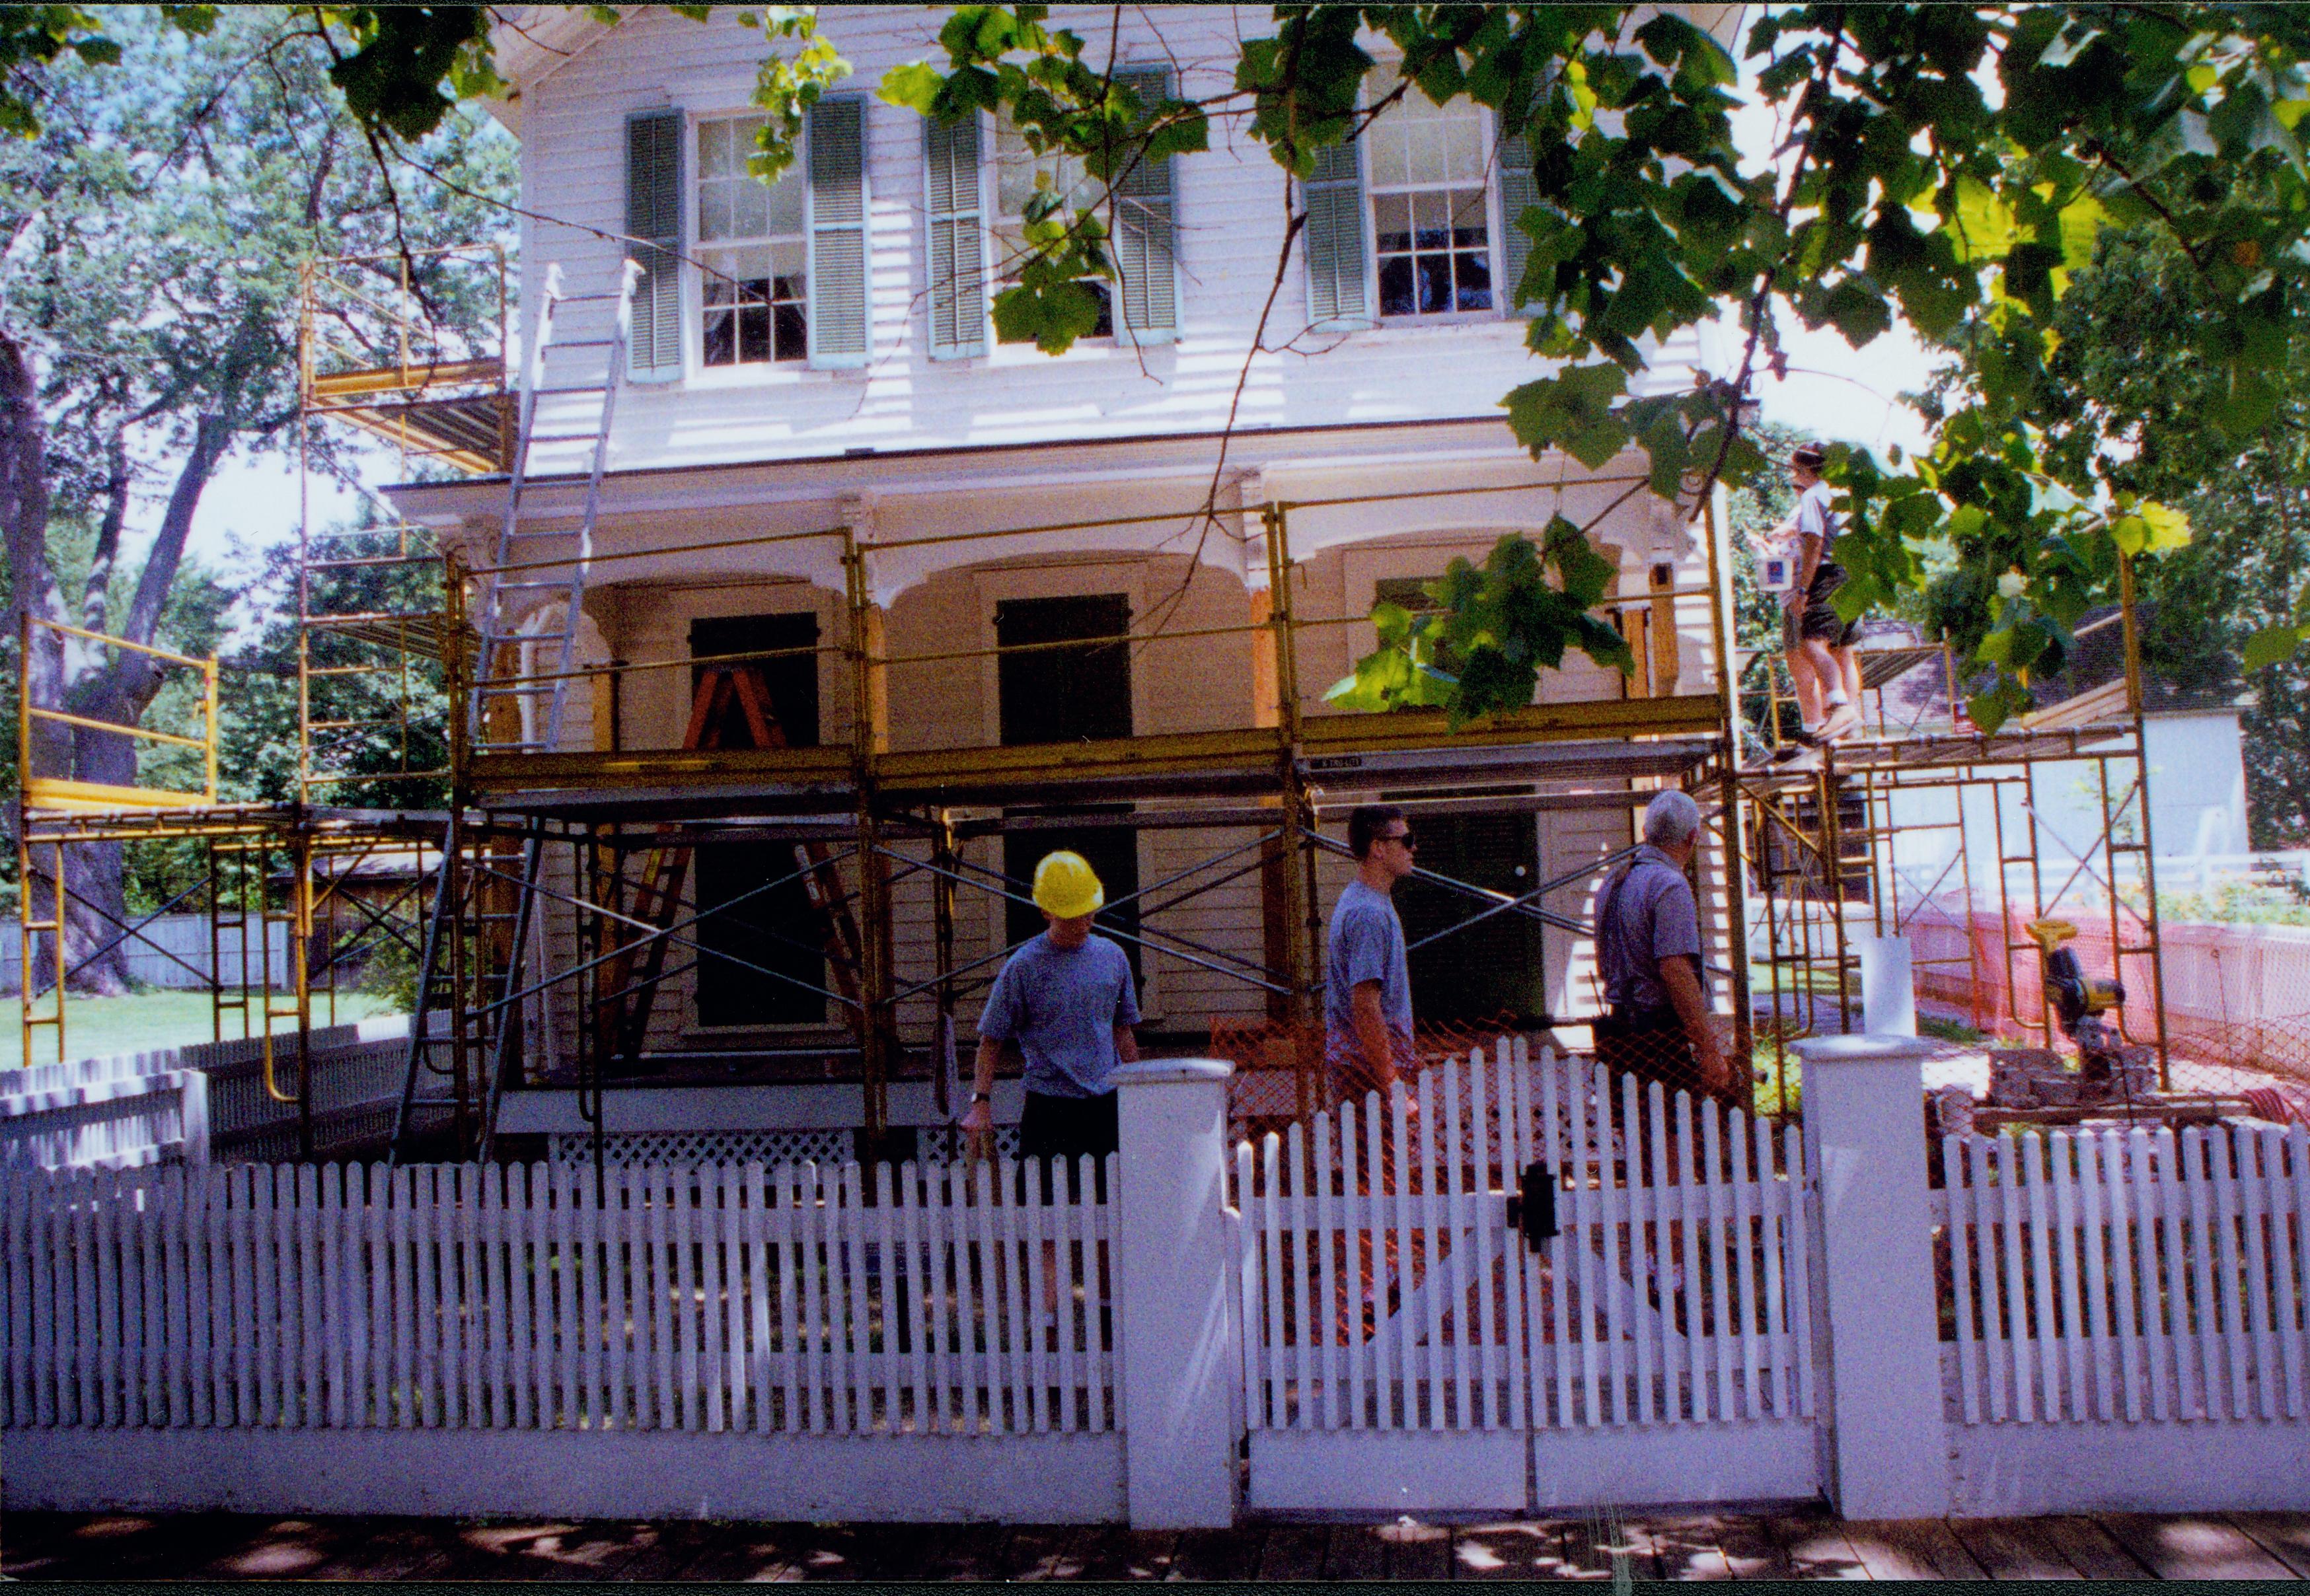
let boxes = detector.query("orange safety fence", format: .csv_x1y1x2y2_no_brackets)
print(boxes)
1905,904,2310,1120
1209,1013,1522,1141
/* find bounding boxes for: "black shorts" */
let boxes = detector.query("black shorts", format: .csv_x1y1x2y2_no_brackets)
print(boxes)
1019,1089,1117,1202
1794,562,1861,647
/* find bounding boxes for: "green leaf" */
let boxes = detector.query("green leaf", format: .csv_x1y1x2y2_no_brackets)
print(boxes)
880,61,944,113
2244,623,2302,673
1502,364,1629,470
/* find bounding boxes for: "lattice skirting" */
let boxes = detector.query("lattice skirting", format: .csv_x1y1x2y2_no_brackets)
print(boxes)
547,1125,1020,1167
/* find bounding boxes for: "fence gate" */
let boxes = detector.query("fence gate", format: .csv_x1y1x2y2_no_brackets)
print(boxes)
1236,1039,1823,1515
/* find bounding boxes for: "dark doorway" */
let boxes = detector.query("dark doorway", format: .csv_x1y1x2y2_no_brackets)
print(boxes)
689,611,819,746
693,840,828,1027
689,612,826,1027
994,593,1132,745
994,594,1140,987
1390,804,1548,1026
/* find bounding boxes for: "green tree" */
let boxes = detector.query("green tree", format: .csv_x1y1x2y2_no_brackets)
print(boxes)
1,6,509,989
1926,223,2310,843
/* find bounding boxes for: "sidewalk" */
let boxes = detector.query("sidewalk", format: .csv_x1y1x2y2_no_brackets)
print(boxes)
7,1507,2308,1581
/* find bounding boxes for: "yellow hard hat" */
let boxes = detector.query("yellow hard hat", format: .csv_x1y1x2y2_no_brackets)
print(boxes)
1032,851,1105,920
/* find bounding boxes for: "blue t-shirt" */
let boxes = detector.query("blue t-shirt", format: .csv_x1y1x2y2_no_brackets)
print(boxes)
976,932,1141,1099
1323,879,1413,1064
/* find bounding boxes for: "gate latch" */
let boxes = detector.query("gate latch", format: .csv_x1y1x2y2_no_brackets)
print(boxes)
1503,1161,1557,1251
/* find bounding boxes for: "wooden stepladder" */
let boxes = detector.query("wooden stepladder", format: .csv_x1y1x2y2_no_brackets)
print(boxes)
589,663,864,1070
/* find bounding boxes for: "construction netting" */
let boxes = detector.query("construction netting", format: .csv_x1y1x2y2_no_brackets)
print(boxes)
1210,1015,1520,1143
1904,902,2310,1120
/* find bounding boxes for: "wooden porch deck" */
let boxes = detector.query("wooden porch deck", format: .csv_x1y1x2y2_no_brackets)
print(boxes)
6,1507,2307,1581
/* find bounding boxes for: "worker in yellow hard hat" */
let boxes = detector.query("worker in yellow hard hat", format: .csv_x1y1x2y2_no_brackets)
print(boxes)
961,850,1142,1194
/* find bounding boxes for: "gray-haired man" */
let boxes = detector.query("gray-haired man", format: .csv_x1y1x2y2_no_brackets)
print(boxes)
1592,790,1732,1100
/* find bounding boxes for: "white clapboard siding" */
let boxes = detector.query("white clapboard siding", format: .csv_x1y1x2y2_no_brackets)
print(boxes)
0,1155,1117,1437
1234,1040,1814,1434
1939,1122,2310,1425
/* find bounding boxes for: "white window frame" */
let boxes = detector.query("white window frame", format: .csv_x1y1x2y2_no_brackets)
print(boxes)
687,109,815,382
1359,74,1509,328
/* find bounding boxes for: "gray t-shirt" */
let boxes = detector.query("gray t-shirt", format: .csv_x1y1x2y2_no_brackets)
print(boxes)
977,932,1141,1099
1594,845,1704,1013
1324,879,1413,1062
1794,480,1842,558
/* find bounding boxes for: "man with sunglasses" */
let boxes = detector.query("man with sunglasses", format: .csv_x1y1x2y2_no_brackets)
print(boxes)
1324,804,1419,1105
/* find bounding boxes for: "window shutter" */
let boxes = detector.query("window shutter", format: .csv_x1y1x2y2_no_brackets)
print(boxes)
1111,66,1177,345
1497,94,1540,316
624,108,684,379
1302,139,1369,330
923,113,986,360
806,96,870,369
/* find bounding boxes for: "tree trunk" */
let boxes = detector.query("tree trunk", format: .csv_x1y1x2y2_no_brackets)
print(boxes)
54,412,233,994
1,324,69,995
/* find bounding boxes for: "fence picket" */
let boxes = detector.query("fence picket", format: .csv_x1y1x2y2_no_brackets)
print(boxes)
2208,1128,2250,1422
1781,1122,1816,1420
2075,1133,2115,1422
2286,1126,2310,1420
2106,1130,2147,1423
2048,1130,2087,1420
2237,1128,2278,1422
1594,1068,1628,1428
1674,1092,1706,1424
2154,1128,2199,1418
556,1161,582,1432
1753,1112,1789,1420
1499,1042,1530,1433
2182,1130,2223,1418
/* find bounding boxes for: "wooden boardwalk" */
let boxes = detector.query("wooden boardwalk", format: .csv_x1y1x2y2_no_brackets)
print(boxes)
6,1508,2309,1581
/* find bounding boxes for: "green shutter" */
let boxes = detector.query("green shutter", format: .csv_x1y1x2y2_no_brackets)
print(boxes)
923,113,986,360
624,108,683,377
1497,95,1539,315
807,96,870,369
1303,139,1368,330
1112,66,1177,345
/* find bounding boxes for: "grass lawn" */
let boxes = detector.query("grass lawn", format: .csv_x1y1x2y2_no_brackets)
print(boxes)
0,990,398,1072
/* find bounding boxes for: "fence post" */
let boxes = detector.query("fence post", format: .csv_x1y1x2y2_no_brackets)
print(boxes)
178,1067,210,1166
1856,935,1917,1036
1113,1057,1239,1530
1795,1033,1950,1519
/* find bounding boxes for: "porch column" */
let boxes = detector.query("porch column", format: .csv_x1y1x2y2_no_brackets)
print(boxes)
1797,1033,1951,1519
1113,1058,1239,1529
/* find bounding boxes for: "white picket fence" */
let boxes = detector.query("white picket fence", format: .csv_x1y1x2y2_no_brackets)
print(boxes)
1937,1122,2310,1426
0,1019,410,1171
1234,1044,1814,1437
1,1155,1117,1438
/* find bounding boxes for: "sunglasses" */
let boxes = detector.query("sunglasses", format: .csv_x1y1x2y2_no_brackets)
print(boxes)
1382,829,1416,848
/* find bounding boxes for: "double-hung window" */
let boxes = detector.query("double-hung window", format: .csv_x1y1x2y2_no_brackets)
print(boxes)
1365,79,1493,318
621,99,870,379
1302,68,1537,330
698,114,808,367
992,112,1115,340
921,67,1179,360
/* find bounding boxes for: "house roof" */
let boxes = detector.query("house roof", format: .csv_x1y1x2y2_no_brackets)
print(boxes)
2029,604,2245,717
482,7,622,135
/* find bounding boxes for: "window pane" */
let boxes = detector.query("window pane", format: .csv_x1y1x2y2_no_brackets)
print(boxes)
1444,116,1484,183
1455,249,1491,311
731,172,769,239
699,183,733,244
1379,255,1416,317
700,118,730,178
1405,116,1446,185
1413,192,1452,251
1450,189,1488,249
704,310,735,366
1367,124,1407,188
738,304,771,363
1373,192,1412,253
763,168,805,235
774,301,807,361
1417,256,1451,314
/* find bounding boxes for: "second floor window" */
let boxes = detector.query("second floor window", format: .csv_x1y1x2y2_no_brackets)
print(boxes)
1364,77,1493,318
698,114,807,366
991,113,1115,341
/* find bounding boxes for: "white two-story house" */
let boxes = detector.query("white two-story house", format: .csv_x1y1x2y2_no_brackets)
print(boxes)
381,3,1742,1151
